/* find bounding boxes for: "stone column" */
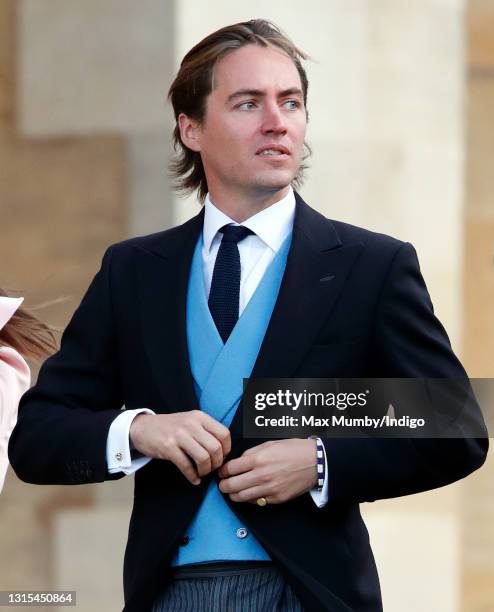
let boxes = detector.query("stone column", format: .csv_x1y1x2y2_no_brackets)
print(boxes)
461,2,494,610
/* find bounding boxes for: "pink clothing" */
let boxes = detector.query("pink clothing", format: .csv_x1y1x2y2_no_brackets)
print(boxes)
0,297,30,492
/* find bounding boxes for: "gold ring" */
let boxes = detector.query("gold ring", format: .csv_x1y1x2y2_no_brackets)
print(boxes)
256,497,268,507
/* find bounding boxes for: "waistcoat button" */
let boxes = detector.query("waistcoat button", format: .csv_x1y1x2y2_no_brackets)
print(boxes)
236,527,248,539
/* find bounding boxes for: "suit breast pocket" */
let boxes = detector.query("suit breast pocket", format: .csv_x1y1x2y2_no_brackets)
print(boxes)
296,340,368,377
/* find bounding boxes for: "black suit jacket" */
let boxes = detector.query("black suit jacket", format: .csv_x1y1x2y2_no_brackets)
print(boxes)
9,193,488,612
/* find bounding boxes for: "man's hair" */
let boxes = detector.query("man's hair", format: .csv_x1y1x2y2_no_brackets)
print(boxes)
167,19,311,202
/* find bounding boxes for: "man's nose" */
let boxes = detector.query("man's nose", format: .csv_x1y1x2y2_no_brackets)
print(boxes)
261,103,287,135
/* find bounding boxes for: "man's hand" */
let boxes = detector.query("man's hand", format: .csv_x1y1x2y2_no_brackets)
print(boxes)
129,411,231,485
217,439,318,504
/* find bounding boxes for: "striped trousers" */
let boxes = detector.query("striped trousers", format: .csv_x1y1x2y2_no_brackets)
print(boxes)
152,562,305,612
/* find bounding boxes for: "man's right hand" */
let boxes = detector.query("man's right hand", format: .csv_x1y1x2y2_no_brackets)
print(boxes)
129,411,231,485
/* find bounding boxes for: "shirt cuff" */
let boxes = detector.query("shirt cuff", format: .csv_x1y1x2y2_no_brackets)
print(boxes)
106,408,155,475
309,438,329,508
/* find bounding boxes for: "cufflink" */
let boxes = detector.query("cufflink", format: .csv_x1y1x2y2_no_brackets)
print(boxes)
115,451,123,462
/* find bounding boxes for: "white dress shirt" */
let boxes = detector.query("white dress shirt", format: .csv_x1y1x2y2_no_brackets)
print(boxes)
106,186,329,507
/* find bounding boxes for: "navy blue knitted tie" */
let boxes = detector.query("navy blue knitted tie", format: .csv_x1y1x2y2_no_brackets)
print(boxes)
208,224,254,343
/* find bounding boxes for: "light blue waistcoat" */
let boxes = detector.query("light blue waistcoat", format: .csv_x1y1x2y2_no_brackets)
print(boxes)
172,232,291,566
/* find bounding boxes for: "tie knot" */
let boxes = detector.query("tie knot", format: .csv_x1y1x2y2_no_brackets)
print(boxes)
219,225,254,244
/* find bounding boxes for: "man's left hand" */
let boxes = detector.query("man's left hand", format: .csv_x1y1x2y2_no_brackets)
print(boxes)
217,438,318,504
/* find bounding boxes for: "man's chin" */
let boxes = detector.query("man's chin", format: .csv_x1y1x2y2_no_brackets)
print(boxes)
252,172,297,193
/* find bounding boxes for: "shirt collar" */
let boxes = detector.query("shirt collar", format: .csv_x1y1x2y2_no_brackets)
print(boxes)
203,187,296,253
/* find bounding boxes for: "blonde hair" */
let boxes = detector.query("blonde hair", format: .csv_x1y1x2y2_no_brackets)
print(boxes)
0,288,58,360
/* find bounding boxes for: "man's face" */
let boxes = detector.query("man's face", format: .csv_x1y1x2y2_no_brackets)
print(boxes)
182,44,307,202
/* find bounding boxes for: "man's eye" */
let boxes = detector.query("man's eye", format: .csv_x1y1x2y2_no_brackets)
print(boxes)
238,101,256,110
284,100,300,110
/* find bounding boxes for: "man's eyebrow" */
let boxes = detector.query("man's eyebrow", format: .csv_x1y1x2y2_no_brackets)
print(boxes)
226,88,304,103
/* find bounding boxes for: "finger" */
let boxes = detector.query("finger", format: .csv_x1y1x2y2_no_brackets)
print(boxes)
218,470,260,495
228,485,275,504
201,415,231,457
218,441,276,477
179,436,213,476
218,454,255,479
193,429,225,471
169,448,201,485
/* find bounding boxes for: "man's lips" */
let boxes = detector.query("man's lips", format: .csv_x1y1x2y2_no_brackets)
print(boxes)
255,144,291,156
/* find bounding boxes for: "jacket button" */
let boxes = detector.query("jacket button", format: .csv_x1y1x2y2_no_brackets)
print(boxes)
236,527,248,539
180,535,190,546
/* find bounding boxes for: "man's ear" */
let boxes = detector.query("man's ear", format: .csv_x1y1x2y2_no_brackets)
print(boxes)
178,113,202,152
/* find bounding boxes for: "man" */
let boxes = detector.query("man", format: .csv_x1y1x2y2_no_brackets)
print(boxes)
9,19,487,612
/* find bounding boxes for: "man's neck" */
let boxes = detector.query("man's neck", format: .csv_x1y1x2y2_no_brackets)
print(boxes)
207,186,291,223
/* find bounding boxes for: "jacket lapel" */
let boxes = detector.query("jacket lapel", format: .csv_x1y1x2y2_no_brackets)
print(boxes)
134,210,204,413
229,193,363,441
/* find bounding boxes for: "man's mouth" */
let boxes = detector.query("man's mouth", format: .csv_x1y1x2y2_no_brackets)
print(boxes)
259,149,284,156
256,145,290,156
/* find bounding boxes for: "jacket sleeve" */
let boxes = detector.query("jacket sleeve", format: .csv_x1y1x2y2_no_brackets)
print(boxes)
322,242,488,505
8,246,126,485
